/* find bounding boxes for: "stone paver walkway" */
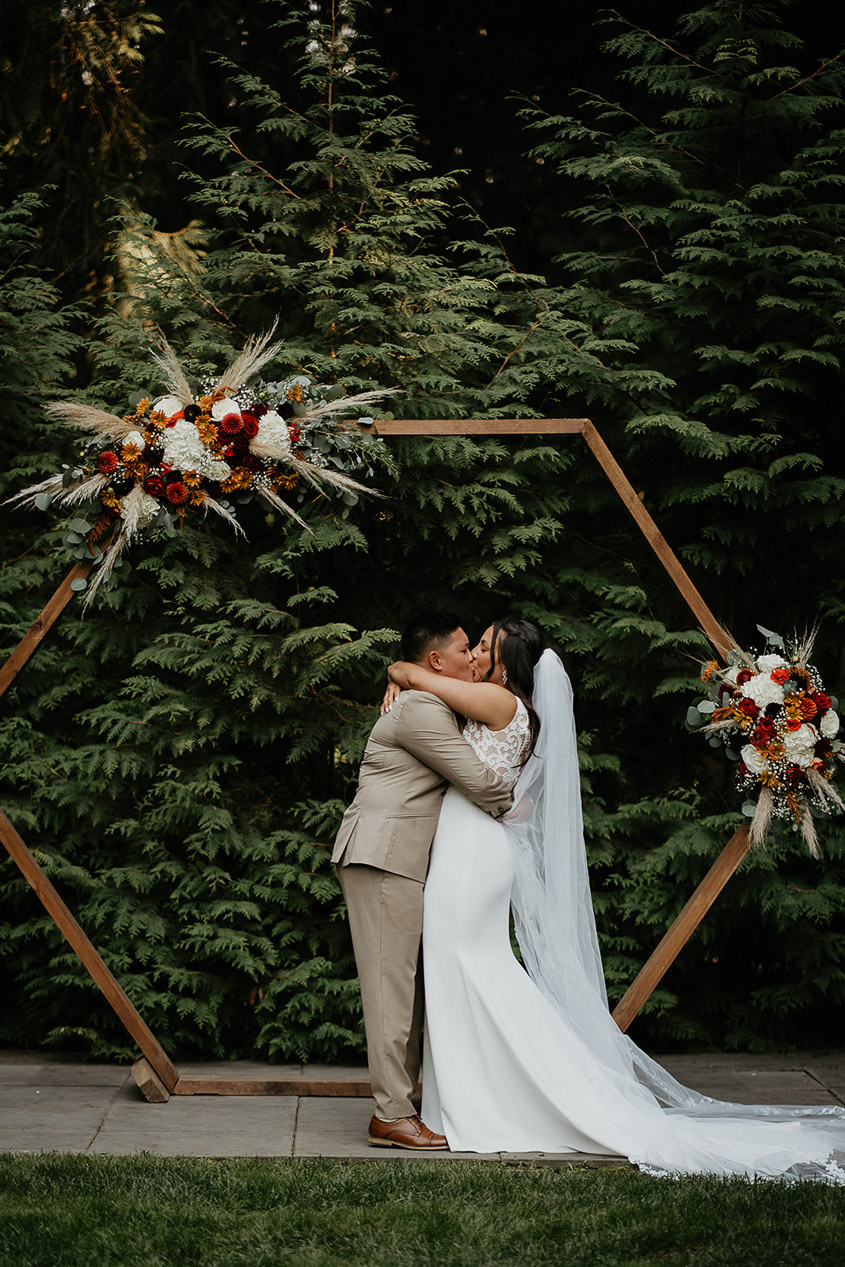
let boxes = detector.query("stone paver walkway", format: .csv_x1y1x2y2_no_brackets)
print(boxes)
1,1049,843,1164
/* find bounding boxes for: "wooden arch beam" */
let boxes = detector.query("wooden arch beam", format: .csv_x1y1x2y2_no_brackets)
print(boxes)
0,417,748,1096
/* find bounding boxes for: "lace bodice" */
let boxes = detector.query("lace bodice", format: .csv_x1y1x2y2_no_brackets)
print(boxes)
464,697,531,789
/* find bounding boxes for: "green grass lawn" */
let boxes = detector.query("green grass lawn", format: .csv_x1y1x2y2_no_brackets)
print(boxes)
0,1155,842,1266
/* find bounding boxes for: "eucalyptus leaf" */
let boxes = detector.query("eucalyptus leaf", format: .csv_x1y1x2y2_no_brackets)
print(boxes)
698,700,716,714
35,493,52,511
686,706,702,727
741,800,758,818
756,624,785,648
70,577,88,592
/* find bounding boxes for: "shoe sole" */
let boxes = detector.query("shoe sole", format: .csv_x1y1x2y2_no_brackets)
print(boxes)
367,1136,449,1150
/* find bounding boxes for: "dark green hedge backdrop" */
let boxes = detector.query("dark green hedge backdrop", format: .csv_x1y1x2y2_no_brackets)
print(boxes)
1,0,843,1060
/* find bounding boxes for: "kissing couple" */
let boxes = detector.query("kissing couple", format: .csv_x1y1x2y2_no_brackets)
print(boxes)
333,611,845,1179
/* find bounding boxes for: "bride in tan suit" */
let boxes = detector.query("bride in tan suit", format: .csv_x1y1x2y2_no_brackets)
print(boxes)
333,610,512,1150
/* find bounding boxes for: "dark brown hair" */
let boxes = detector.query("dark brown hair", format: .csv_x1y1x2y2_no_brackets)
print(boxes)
485,618,543,759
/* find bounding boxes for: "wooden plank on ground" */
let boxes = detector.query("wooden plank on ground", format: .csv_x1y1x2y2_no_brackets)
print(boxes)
172,1076,373,1097
611,826,753,1033
0,809,180,1092
132,1057,171,1103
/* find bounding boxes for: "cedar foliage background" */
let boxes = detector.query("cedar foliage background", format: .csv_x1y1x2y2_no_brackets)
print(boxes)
1,0,843,1060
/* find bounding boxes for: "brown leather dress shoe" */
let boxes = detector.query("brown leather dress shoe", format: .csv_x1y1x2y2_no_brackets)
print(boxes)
367,1114,449,1150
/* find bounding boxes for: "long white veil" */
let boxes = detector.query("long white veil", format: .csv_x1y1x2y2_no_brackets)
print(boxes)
506,649,845,1179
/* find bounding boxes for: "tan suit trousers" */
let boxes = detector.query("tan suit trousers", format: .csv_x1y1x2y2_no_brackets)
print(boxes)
339,863,424,1120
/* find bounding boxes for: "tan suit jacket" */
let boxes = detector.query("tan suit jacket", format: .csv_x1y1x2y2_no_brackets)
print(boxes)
332,689,512,882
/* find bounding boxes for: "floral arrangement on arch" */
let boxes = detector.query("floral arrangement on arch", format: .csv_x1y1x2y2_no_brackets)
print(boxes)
689,626,843,855
7,330,391,603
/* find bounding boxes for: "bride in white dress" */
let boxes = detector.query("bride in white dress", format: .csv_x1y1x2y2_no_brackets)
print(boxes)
386,618,845,1181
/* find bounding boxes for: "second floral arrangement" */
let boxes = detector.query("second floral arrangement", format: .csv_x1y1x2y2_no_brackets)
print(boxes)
690,628,843,855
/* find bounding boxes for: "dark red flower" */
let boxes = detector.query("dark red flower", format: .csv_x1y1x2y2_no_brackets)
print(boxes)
143,445,164,465
785,763,803,786
752,719,776,748
241,412,259,439
814,692,832,712
143,474,166,498
219,411,243,435
738,698,758,718
165,481,189,505
289,424,302,443
737,668,753,686
739,762,748,777
183,404,201,422
223,444,235,457
97,450,119,475
252,403,269,419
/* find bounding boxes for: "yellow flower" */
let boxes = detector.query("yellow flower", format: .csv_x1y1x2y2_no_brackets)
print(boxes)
700,660,718,682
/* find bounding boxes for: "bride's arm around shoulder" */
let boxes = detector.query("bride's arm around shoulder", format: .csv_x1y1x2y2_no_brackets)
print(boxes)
387,662,516,731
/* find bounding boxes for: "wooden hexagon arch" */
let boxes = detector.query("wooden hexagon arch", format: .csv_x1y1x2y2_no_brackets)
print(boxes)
0,417,750,1102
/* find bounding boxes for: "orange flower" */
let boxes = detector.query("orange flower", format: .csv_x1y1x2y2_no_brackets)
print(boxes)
771,667,790,685
220,468,254,493
701,661,718,682
197,421,219,446
799,697,818,720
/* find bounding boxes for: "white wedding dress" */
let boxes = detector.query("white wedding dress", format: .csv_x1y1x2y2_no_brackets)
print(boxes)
421,654,845,1180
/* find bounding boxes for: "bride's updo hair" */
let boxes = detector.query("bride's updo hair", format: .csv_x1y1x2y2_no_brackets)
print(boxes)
486,617,544,759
